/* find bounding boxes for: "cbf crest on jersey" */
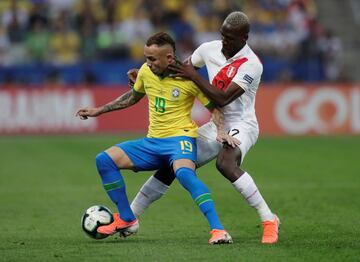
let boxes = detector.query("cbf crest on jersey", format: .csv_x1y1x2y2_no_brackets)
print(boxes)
226,66,237,78
172,87,180,99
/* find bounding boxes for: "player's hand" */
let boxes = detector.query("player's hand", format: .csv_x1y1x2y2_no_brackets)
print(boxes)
127,68,139,87
168,60,197,80
75,107,101,120
216,132,241,148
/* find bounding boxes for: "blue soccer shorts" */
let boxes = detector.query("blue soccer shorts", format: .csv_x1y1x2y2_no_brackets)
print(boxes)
116,136,197,171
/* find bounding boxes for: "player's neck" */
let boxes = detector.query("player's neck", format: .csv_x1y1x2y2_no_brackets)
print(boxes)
222,43,246,60
157,69,173,79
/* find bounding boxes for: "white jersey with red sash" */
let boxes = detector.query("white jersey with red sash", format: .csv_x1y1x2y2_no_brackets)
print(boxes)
191,40,263,132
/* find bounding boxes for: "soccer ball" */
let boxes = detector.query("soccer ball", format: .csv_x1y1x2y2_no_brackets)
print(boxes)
81,205,114,239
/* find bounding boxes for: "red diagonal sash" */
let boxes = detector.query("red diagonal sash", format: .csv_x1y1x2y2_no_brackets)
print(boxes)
211,57,248,91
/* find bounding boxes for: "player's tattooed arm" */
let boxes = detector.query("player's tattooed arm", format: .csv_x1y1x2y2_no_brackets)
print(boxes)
100,90,144,113
211,108,240,148
76,90,144,119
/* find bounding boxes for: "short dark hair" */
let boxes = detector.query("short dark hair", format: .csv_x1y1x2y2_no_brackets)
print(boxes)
224,11,250,34
146,32,176,52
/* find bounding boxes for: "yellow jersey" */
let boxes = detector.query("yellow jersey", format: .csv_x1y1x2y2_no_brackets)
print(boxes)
133,63,212,138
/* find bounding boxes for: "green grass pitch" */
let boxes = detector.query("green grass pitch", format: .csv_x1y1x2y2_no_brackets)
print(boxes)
0,135,359,261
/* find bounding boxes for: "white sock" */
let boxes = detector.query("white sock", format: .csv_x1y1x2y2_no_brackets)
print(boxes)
232,172,274,222
130,176,169,217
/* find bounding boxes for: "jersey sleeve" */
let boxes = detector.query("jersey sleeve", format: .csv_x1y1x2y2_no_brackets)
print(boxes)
191,43,206,68
133,64,147,94
232,61,263,92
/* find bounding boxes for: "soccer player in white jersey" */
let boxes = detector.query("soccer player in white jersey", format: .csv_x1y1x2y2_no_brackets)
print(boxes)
129,11,280,244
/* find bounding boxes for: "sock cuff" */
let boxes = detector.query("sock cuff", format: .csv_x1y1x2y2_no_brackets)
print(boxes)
96,151,118,170
175,167,195,176
232,172,254,192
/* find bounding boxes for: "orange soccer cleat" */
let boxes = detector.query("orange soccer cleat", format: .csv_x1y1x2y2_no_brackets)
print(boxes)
261,214,280,244
97,213,139,236
209,229,233,245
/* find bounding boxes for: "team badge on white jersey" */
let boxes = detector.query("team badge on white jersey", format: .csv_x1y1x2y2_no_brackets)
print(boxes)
226,66,237,78
191,40,263,130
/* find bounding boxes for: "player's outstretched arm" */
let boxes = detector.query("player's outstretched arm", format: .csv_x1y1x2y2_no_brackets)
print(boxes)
168,61,244,107
75,89,145,120
210,107,240,148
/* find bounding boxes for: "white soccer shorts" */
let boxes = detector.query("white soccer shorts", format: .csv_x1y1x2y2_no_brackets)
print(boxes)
196,121,259,167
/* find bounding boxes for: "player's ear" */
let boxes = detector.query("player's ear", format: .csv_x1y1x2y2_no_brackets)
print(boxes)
167,53,176,64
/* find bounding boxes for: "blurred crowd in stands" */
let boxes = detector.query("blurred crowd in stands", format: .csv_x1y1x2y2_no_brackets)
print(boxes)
0,0,344,85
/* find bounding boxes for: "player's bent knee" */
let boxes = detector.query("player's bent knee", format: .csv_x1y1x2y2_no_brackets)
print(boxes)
216,158,230,174
105,146,134,169
95,151,118,173
173,159,195,172
216,158,237,178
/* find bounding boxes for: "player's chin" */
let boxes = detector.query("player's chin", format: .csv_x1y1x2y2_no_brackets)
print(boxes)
152,70,160,75
150,67,160,74
222,46,234,57
221,46,229,54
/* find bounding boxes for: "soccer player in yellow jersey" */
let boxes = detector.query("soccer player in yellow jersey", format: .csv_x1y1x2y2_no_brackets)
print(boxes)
128,12,279,244
76,32,236,244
